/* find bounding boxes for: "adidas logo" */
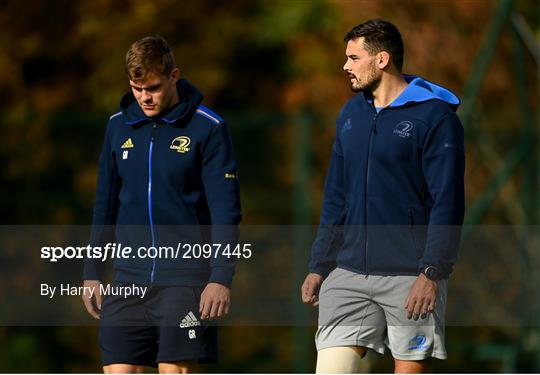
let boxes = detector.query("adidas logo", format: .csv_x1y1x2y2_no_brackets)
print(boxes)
121,138,134,149
179,311,201,328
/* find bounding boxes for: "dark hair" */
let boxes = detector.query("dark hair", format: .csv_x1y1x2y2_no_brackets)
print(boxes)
344,19,404,71
125,36,176,81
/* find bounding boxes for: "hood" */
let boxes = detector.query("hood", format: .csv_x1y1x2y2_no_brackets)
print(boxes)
388,75,460,111
120,79,204,126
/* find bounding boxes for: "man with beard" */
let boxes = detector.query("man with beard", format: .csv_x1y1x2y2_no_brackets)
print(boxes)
301,19,464,373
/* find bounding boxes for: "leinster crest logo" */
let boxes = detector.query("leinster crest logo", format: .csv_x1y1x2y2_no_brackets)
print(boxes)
170,136,191,153
393,121,413,138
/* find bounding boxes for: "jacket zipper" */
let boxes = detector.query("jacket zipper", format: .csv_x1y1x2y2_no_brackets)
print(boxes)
364,111,378,274
148,123,157,283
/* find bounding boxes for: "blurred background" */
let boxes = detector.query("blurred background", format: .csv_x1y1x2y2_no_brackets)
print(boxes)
0,0,538,372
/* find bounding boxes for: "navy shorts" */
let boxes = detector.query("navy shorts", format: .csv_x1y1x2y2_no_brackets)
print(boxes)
99,284,217,367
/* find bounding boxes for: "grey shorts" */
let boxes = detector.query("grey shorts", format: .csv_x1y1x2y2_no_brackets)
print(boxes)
316,267,448,360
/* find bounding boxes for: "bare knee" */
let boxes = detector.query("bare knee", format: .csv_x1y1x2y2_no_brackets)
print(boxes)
103,364,145,374
158,361,197,374
394,358,432,373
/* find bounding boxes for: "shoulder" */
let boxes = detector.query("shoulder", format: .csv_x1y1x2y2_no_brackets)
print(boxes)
194,105,225,127
415,100,461,129
102,111,128,141
106,111,125,128
108,111,123,121
429,99,457,114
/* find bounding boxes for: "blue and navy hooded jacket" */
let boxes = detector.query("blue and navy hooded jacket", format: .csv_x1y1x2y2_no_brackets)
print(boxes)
309,76,465,279
83,79,241,287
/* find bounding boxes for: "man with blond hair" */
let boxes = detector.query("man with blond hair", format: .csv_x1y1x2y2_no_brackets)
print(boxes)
83,36,241,373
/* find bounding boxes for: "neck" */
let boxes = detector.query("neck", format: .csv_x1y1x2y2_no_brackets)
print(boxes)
170,85,181,108
372,72,408,108
161,87,181,115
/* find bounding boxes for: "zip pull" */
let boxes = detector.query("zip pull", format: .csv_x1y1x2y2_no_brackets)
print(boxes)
371,115,378,134
150,123,157,141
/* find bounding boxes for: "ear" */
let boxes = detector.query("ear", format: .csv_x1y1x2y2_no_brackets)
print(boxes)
377,51,391,70
170,67,180,82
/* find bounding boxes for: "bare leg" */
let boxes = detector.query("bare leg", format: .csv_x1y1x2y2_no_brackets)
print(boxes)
103,364,145,374
394,358,432,373
158,361,197,374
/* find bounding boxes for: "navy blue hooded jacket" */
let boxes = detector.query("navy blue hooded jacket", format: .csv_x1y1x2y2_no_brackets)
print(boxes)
309,76,465,279
83,79,241,287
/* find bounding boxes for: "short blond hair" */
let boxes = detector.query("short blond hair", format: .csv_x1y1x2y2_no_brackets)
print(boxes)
125,36,176,81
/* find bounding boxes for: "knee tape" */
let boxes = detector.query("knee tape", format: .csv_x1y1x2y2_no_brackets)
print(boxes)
315,346,366,373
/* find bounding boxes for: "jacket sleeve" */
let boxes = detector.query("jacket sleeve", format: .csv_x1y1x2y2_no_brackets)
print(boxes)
201,123,242,287
420,111,465,278
82,120,122,281
308,123,346,278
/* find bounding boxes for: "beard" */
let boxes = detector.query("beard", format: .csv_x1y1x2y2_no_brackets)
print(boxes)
349,61,381,93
